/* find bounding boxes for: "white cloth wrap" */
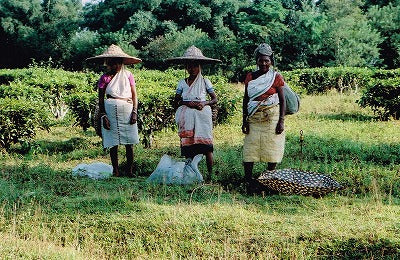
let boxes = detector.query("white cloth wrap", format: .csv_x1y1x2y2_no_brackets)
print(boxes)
102,99,139,148
105,65,132,99
247,69,279,117
175,105,213,144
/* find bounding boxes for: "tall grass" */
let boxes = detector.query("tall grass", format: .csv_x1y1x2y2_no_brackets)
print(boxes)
0,91,399,258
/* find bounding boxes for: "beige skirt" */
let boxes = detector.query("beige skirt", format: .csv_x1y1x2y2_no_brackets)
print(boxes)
102,99,139,149
243,105,285,163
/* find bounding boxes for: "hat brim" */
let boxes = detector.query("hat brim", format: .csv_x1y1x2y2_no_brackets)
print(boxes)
165,56,221,64
86,54,142,65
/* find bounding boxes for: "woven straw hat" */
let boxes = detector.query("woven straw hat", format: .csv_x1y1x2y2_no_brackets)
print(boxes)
86,44,142,65
165,45,221,64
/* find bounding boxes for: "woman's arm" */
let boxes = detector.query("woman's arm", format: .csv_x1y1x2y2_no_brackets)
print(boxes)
99,87,106,114
206,91,217,106
98,87,110,130
242,85,250,134
276,85,285,134
130,84,138,124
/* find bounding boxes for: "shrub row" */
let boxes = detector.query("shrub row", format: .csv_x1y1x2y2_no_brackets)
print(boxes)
282,67,375,94
1,66,398,150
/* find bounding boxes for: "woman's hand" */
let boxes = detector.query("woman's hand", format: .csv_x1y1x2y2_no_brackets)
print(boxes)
130,111,137,124
196,101,207,110
188,101,205,110
276,118,284,134
242,120,250,134
102,115,111,130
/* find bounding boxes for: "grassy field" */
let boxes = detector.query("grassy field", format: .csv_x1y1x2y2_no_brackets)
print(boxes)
1,91,399,259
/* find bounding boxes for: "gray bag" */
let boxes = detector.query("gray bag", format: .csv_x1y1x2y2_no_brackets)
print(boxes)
283,83,300,115
146,154,204,185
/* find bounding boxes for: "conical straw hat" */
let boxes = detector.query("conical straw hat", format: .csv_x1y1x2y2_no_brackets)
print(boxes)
165,45,221,64
86,44,142,65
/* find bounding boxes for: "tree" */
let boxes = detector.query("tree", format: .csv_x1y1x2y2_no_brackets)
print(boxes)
281,2,328,69
142,26,213,68
318,0,383,67
0,0,82,68
83,0,162,33
367,2,400,68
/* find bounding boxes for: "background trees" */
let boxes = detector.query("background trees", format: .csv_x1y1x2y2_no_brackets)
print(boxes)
1,0,399,75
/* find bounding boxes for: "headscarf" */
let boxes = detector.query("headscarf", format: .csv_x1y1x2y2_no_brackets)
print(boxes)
254,43,273,60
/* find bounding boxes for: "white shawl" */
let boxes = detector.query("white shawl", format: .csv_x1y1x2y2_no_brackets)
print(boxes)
247,69,279,117
105,65,132,99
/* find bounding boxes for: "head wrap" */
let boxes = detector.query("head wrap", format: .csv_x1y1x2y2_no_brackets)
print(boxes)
254,43,273,60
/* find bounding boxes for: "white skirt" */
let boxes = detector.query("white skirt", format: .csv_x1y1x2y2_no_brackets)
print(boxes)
102,99,139,148
243,105,285,163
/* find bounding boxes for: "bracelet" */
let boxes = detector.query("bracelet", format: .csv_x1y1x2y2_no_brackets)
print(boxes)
131,110,137,114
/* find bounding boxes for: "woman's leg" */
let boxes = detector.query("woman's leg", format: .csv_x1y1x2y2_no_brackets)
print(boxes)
125,144,134,177
243,162,254,182
244,161,256,194
110,145,119,176
205,151,213,177
267,162,277,171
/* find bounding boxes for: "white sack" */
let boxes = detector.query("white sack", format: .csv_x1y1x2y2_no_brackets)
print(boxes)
146,154,203,185
72,162,113,180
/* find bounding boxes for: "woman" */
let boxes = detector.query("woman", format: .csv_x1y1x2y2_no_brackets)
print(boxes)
242,43,286,192
87,44,142,177
166,46,220,180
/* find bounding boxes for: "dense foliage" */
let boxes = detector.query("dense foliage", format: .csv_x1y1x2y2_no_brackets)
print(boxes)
358,77,400,119
0,98,51,150
282,67,375,94
1,0,399,78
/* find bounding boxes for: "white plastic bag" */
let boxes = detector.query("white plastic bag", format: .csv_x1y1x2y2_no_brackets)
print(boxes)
146,154,204,185
72,162,113,180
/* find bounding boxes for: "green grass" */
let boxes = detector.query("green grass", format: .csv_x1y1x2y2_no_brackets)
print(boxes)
1,91,399,259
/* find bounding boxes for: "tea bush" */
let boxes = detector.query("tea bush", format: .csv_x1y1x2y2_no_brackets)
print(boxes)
0,98,51,150
283,67,374,94
66,92,98,131
358,77,400,120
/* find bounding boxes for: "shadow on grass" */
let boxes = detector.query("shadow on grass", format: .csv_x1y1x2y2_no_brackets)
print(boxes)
2,130,399,214
0,161,319,215
315,238,400,258
284,133,400,166
318,112,376,122
9,137,95,155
